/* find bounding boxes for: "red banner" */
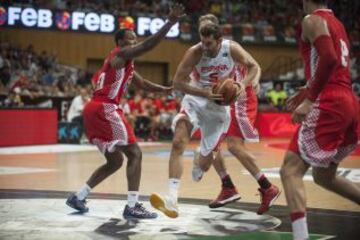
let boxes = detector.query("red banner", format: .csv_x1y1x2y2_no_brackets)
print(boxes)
0,109,58,146
256,112,299,138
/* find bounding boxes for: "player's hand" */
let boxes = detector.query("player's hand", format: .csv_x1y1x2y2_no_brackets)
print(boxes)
205,90,224,102
292,98,313,123
287,86,307,111
234,82,245,99
168,3,185,24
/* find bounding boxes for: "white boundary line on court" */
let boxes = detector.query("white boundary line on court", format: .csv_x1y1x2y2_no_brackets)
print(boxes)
0,142,164,155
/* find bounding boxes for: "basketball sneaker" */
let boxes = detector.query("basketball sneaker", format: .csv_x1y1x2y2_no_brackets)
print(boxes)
150,193,179,218
192,147,203,182
66,193,89,213
209,187,241,208
257,185,281,215
123,203,158,219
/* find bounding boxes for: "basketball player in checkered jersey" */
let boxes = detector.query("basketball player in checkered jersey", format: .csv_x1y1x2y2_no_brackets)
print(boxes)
190,14,280,215
66,3,185,219
280,0,360,239
150,14,267,218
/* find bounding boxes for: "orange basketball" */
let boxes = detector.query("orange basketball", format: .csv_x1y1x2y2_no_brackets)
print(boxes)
212,78,238,105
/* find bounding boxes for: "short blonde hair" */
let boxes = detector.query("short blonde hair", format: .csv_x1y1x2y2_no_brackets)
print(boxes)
198,14,219,26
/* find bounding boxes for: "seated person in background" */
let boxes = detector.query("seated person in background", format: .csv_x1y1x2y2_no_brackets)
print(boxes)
67,87,90,126
267,82,288,111
149,93,177,140
128,91,153,140
120,97,135,128
1,89,23,108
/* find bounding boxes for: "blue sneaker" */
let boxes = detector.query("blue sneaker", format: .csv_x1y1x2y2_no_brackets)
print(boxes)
123,203,158,219
66,193,89,213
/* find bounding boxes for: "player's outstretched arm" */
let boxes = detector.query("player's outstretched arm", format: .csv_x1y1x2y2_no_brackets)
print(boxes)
117,3,184,61
133,71,172,94
230,41,261,88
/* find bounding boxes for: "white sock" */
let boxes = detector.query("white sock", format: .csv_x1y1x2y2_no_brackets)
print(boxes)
75,184,91,200
168,178,180,201
127,191,139,208
292,217,309,240
255,172,264,181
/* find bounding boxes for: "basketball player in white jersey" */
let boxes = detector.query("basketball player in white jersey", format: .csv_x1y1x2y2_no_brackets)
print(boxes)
150,19,261,218
191,14,281,215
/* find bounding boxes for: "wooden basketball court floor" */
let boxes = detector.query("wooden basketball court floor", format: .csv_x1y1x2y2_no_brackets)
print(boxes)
0,138,359,239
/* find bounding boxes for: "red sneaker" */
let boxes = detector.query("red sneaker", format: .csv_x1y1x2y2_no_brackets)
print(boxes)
209,187,241,208
257,185,281,215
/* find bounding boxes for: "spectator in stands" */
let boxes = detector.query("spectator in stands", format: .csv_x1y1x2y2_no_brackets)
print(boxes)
120,97,135,128
67,87,90,124
0,65,11,91
1,89,23,108
149,93,166,140
3,0,359,141
0,49,4,70
128,91,143,117
267,82,288,111
353,82,360,98
38,50,50,71
41,69,56,86
77,69,91,86
9,69,29,93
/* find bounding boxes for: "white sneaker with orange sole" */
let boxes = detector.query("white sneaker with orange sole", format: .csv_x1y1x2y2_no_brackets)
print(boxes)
150,193,179,218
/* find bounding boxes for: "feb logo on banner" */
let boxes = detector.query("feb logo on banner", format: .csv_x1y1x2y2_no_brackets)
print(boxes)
55,11,71,30
0,7,7,25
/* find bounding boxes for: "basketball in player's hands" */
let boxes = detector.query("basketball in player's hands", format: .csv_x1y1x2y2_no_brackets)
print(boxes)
212,78,239,105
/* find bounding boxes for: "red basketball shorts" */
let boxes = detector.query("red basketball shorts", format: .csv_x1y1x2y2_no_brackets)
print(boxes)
227,87,259,142
289,88,359,167
83,100,136,154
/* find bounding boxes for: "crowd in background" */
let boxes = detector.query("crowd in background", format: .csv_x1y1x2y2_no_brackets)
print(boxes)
0,41,92,100
120,90,180,141
1,1,360,140
0,41,180,140
65,88,180,142
7,0,359,44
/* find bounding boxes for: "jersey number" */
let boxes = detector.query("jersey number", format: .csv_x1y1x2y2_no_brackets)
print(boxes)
209,72,219,84
340,39,349,67
96,72,106,90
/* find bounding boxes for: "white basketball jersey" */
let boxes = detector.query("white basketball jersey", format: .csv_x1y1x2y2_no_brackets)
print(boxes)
191,39,235,89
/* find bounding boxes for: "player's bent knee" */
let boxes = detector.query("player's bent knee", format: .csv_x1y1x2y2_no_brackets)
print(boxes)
312,169,334,187
131,149,142,162
280,152,297,179
227,137,241,151
227,144,239,155
126,147,143,164
105,151,124,171
110,159,123,170
172,137,187,152
104,156,123,172
199,154,212,172
199,160,211,172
